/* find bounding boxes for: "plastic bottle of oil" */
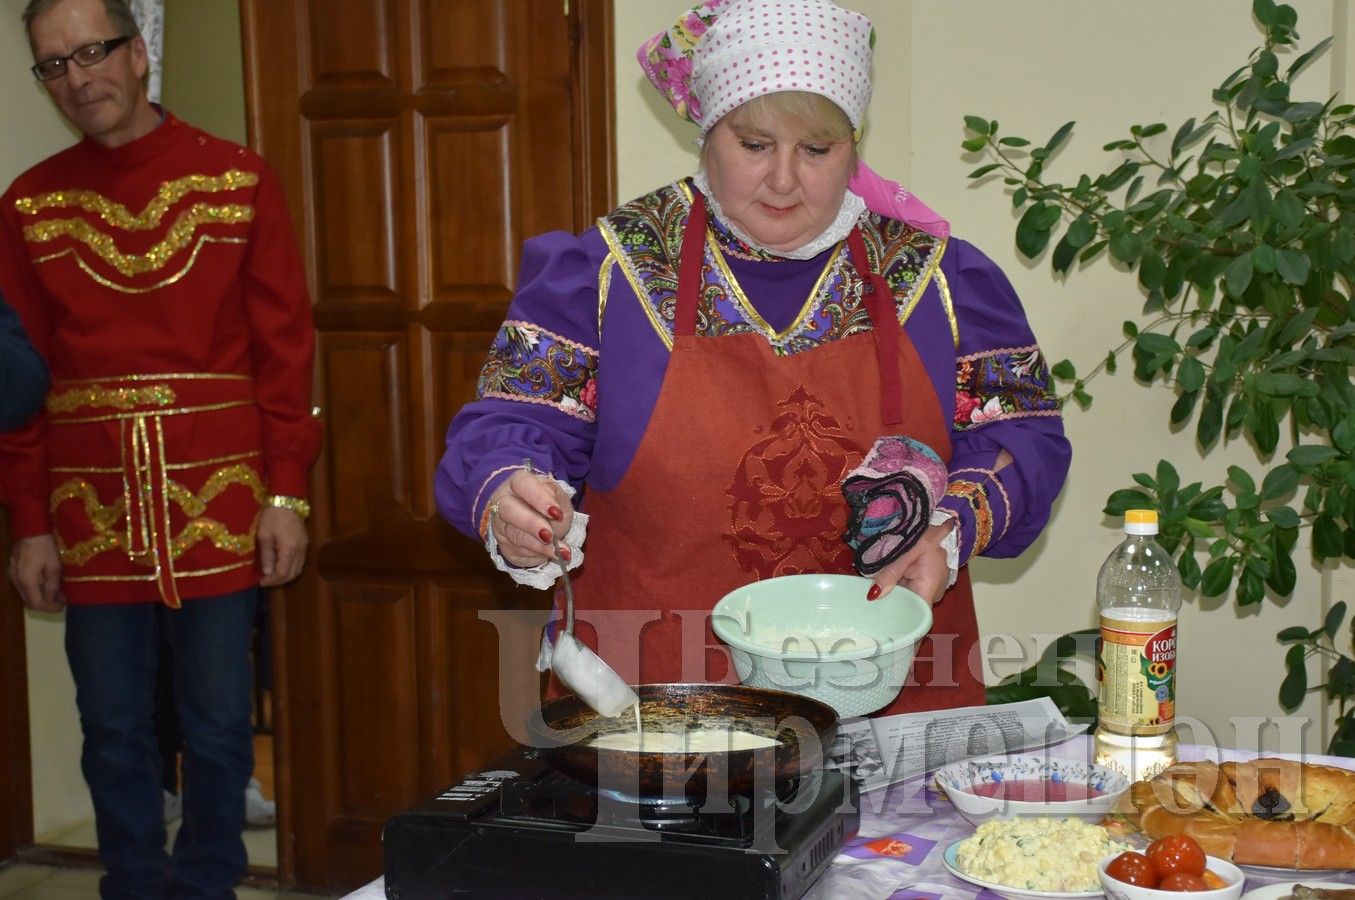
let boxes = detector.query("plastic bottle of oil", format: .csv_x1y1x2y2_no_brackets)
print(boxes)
1093,509,1181,782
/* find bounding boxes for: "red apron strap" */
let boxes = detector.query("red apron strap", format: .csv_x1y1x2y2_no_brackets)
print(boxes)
675,191,707,338
847,226,903,426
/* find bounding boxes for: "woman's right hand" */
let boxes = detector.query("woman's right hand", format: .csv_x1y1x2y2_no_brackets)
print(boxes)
486,470,576,568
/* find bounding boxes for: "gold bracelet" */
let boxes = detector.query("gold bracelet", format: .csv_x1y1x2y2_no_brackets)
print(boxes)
266,494,311,520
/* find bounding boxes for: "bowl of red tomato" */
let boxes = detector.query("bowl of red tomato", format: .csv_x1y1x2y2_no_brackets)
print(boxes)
1098,834,1243,899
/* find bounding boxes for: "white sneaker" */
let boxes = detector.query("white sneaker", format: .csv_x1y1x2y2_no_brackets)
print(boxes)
163,790,182,823
244,777,275,827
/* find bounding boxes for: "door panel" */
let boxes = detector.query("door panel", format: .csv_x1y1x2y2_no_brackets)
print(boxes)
240,0,613,891
312,124,402,299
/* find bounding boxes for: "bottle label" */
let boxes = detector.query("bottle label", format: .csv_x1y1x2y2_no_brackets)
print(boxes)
1097,615,1176,734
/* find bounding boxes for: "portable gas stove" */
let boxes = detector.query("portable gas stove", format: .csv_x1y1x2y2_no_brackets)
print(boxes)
383,743,859,900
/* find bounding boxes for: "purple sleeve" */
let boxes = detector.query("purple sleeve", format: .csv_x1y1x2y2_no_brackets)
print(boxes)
934,239,1070,563
434,229,609,538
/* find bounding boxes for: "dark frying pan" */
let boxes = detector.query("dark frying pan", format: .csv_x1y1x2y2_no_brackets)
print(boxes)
526,683,839,799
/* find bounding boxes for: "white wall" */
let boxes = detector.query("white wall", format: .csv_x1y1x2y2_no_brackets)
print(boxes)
615,0,1355,755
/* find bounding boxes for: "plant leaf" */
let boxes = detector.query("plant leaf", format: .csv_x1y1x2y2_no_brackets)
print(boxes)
1323,601,1347,642
1288,445,1340,467
1265,506,1300,529
1313,514,1344,559
1200,557,1236,596
1275,248,1311,285
1225,252,1255,297
1105,489,1154,516
1261,463,1300,500
1278,644,1307,710
1266,535,1298,595
963,115,992,135
1015,203,1060,258
1045,121,1076,156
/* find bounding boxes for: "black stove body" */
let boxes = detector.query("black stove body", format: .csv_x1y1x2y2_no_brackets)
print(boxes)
383,744,859,900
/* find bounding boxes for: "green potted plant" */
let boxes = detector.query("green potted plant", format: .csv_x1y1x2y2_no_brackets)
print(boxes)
966,0,1355,755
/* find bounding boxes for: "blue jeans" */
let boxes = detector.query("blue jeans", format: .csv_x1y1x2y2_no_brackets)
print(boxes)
65,589,257,900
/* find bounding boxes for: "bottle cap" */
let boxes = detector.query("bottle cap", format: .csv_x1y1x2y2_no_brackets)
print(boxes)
1124,508,1159,535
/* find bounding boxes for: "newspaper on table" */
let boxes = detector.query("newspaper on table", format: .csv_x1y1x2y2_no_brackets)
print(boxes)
823,697,1090,792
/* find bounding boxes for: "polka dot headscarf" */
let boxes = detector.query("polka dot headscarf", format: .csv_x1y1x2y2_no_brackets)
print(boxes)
638,0,952,238
639,0,875,139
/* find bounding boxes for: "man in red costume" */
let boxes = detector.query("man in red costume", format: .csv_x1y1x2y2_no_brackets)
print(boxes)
0,0,320,895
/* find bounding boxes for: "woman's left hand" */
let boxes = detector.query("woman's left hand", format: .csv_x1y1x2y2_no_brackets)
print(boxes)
866,519,955,606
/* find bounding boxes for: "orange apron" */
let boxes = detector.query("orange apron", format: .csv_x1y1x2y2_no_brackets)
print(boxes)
553,194,984,714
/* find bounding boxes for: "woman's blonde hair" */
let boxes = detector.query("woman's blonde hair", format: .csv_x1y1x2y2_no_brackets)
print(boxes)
701,91,858,168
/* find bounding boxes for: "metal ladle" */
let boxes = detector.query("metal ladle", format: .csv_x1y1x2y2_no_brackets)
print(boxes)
547,547,639,718
522,460,637,718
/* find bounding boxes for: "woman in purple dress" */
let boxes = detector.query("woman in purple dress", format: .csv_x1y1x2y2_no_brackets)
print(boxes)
435,0,1069,714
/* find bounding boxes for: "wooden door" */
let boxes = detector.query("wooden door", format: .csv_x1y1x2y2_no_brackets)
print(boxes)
239,0,613,891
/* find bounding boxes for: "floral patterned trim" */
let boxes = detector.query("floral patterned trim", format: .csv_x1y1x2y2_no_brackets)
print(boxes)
477,320,599,424
856,218,950,337
954,344,1060,431
707,233,844,344
945,479,993,558
598,181,948,357
597,185,687,352
951,466,1011,547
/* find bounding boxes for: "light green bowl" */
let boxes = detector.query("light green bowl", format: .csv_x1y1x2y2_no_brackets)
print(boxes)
711,574,933,718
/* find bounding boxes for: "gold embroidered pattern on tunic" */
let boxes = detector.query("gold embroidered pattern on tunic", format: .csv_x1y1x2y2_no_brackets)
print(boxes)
25,205,254,276
166,464,265,517
13,170,259,229
50,479,127,533
60,532,125,567
50,465,262,566
171,519,256,559
47,383,177,414
49,479,128,565
34,236,249,295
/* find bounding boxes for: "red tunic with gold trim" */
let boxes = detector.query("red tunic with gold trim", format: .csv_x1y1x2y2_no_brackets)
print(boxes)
0,113,320,607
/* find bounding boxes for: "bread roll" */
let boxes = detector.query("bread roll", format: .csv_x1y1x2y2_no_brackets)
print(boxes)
1127,758,1355,869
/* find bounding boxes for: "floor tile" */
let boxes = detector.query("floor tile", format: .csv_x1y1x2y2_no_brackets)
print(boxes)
0,865,52,896
4,884,94,900
0,864,324,898
35,818,277,869
34,868,103,888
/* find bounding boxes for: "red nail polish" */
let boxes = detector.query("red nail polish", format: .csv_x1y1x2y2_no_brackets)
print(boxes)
547,505,563,521
866,583,882,601
538,528,553,543
559,546,572,562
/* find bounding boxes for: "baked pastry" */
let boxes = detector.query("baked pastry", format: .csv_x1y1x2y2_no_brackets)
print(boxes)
1124,758,1355,869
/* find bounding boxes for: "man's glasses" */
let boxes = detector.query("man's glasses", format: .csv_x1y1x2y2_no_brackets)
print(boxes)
31,35,134,82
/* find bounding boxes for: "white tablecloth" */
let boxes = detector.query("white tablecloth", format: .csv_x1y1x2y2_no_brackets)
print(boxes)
345,737,1355,899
